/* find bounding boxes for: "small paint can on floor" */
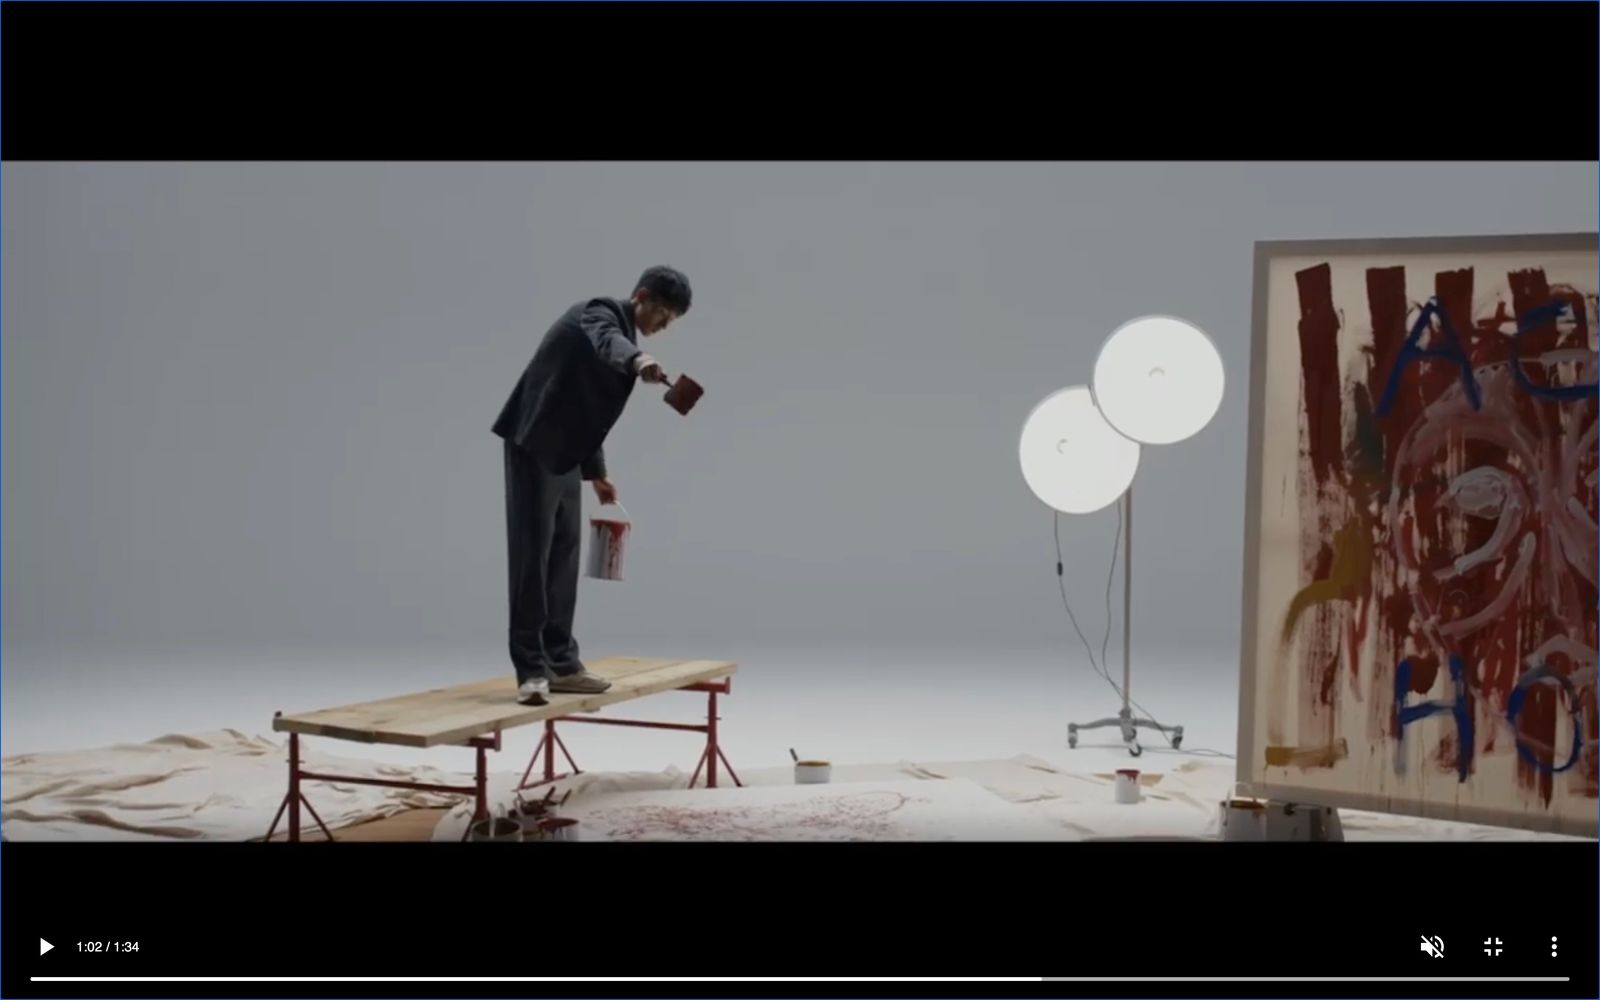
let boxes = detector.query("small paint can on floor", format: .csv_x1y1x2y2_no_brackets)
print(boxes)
586,504,631,581
794,760,832,784
468,815,523,842
1114,768,1141,804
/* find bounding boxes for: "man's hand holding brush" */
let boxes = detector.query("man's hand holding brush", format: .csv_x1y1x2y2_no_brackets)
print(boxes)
635,354,668,384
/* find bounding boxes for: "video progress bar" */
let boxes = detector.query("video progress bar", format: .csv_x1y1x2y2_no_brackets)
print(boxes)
31,977,1573,983
31,978,1038,983
1046,977,1571,983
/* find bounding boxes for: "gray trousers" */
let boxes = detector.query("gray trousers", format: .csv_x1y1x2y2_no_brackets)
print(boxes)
504,441,583,684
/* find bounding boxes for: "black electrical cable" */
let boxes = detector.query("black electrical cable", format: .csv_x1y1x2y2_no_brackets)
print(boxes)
1053,508,1235,760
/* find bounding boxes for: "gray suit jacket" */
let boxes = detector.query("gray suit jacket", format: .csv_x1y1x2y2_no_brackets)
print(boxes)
492,297,643,479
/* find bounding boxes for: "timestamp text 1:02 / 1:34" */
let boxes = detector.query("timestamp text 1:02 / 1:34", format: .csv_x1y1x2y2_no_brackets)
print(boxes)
77,942,140,953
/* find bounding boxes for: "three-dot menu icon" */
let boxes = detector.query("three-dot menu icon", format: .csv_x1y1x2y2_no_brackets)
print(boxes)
1551,935,1558,958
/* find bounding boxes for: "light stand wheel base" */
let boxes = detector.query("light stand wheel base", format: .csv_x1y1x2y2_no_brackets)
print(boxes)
1068,709,1183,756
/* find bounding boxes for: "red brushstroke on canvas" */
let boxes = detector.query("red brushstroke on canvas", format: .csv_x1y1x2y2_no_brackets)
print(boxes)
1292,265,1345,749
1285,256,1598,808
1297,264,1345,486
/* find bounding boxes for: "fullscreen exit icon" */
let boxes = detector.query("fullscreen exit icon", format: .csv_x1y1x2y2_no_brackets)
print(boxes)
1484,937,1503,957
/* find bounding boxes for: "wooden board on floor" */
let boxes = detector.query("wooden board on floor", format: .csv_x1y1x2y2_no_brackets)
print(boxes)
272,657,736,748
269,808,448,843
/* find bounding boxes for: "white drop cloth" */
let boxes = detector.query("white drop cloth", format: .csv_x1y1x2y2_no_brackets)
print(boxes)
566,777,1069,841
5,733,1585,843
430,765,696,841
891,756,1587,840
1,729,469,841
433,753,1590,842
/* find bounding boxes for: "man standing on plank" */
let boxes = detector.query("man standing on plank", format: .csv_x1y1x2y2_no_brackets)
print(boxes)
492,266,692,705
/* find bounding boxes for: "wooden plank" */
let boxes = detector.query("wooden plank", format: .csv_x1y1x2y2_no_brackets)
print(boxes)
278,658,710,744
274,657,733,747
272,657,736,748
266,808,448,843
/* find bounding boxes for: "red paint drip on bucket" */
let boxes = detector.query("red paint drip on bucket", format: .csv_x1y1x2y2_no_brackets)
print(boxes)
587,516,630,581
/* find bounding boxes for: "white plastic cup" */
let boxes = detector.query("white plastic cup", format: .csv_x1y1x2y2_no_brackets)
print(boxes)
1114,768,1141,804
794,760,832,784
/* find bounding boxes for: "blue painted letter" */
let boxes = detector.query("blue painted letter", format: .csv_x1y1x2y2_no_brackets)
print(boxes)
1505,662,1584,774
1394,655,1474,782
1376,300,1481,417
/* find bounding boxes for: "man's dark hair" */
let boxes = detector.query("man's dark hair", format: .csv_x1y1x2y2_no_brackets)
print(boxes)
636,266,692,314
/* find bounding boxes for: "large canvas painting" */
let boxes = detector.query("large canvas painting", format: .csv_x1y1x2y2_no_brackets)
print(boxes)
1239,234,1598,836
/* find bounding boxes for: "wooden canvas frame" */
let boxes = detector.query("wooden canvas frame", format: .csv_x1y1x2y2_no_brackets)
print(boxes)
1238,232,1598,837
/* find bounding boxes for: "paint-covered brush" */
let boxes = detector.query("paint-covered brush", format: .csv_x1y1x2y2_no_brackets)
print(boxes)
662,373,704,415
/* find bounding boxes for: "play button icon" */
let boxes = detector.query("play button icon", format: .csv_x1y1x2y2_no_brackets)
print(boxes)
40,939,53,955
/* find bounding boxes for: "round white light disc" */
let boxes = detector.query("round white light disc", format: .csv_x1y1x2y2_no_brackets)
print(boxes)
1018,385,1140,514
1092,315,1224,445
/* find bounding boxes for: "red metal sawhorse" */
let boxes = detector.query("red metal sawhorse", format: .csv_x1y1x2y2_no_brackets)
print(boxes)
517,678,742,791
264,718,504,843
264,672,740,842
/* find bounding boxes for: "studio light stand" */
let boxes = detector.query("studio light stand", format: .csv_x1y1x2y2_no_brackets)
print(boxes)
1066,485,1183,756
1020,315,1222,759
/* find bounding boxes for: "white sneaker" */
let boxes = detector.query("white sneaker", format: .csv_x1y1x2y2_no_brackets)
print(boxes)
517,678,550,705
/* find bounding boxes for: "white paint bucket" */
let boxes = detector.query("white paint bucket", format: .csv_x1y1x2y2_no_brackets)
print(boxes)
586,503,631,581
1218,782,1267,842
468,813,523,843
794,760,832,784
1114,768,1141,804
